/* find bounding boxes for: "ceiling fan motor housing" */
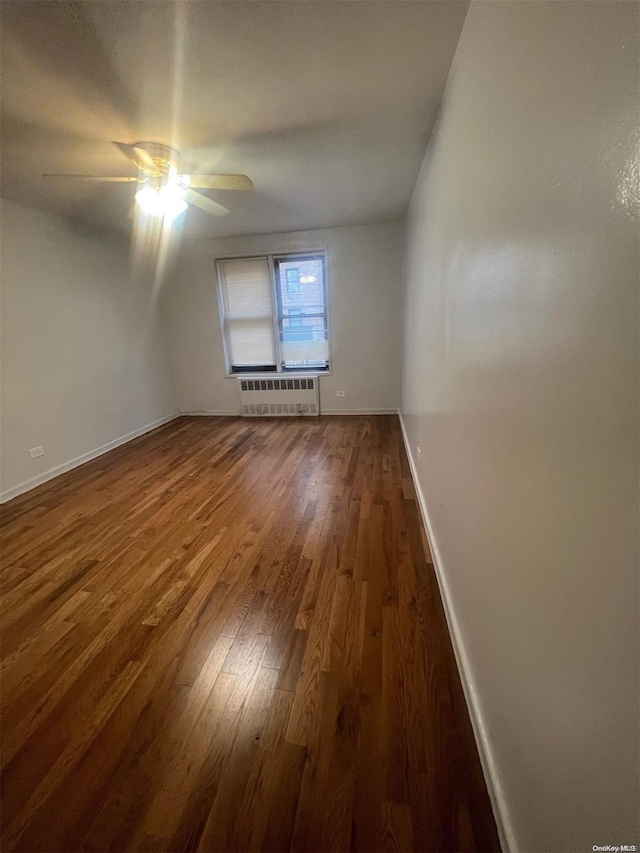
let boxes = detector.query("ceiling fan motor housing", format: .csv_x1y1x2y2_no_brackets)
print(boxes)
134,142,180,178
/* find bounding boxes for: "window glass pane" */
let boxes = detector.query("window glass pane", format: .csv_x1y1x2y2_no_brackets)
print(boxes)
275,255,329,370
285,268,300,294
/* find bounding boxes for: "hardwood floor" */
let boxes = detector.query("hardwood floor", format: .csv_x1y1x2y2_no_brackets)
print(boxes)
0,415,499,853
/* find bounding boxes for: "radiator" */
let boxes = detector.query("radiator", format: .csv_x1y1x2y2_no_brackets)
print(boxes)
238,377,319,416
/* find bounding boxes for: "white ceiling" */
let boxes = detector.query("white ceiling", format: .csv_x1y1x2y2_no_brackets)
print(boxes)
0,1,468,239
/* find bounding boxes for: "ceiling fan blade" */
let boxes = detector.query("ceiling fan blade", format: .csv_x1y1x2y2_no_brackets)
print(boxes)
183,174,253,191
185,189,229,217
43,174,140,182
113,142,162,177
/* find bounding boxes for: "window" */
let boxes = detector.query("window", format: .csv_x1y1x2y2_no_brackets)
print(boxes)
217,252,329,374
285,268,300,295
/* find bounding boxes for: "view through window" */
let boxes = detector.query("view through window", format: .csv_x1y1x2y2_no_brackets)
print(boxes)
274,254,329,371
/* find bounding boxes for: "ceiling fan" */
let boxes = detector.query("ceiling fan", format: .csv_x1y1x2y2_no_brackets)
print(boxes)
43,141,253,220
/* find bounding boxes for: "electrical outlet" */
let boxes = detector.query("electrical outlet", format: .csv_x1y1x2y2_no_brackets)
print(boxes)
29,446,44,459
336,390,346,397
417,446,422,457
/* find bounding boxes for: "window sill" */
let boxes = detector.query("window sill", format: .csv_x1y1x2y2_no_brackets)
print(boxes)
226,371,331,379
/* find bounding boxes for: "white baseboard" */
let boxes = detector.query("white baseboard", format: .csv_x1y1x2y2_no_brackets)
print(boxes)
320,408,398,415
181,410,242,416
398,413,513,853
182,409,399,417
0,413,180,504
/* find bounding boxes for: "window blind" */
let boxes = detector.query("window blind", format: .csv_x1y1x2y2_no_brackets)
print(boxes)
217,258,276,371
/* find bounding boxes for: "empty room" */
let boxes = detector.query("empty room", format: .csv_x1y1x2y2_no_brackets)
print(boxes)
0,2,638,852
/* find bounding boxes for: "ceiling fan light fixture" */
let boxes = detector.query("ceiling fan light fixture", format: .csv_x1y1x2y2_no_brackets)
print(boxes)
135,184,187,220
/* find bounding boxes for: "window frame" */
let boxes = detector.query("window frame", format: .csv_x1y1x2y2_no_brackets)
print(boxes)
215,249,331,378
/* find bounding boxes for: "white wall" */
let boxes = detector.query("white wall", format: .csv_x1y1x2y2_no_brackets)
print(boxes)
400,2,639,851
160,223,403,415
0,200,178,501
